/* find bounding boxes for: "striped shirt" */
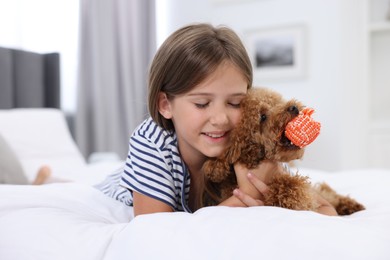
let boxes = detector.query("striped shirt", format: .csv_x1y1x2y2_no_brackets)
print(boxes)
96,117,191,212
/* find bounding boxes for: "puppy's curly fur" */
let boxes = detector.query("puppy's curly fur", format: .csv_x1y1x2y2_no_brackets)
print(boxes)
202,87,365,215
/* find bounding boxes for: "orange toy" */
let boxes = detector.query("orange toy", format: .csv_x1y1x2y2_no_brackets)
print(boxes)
285,108,321,148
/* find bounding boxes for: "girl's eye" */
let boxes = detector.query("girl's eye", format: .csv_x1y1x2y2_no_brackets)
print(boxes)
229,103,241,108
195,103,209,108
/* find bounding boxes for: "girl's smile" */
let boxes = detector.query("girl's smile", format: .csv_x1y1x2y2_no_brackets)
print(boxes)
202,131,230,143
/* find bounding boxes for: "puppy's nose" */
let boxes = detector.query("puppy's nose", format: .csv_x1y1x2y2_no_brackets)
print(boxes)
287,105,299,115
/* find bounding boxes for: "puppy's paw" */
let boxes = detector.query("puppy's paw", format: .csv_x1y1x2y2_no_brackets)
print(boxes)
335,196,365,215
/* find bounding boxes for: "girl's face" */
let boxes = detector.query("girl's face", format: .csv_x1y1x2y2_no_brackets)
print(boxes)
158,61,248,167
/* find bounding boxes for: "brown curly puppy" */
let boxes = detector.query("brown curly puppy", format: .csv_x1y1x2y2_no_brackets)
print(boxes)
202,87,365,215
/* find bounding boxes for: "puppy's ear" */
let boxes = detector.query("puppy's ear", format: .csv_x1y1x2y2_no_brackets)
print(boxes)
225,140,243,164
225,98,259,162
158,92,173,119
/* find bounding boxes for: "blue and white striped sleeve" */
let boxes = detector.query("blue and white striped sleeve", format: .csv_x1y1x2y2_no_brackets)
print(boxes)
119,134,177,210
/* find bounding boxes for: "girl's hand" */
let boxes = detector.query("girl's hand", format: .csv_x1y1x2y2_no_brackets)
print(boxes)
218,172,269,207
314,193,338,216
233,161,280,200
232,161,279,207
232,173,269,206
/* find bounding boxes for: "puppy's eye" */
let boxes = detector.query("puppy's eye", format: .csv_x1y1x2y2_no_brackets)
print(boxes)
287,105,299,115
260,114,267,122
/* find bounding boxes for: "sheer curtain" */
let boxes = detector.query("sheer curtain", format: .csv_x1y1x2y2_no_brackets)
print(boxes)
75,0,156,159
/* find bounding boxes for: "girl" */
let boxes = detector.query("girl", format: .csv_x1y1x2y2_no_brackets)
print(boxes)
98,23,337,216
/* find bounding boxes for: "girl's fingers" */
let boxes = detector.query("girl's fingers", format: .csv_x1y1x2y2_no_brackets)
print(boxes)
248,173,269,196
233,189,264,207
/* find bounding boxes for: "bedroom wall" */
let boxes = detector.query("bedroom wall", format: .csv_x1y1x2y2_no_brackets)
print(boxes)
0,0,372,171
157,0,368,171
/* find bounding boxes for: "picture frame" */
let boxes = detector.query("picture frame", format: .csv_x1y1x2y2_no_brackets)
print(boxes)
245,24,307,81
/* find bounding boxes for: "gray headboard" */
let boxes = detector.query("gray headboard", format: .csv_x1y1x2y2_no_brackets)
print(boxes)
0,47,60,109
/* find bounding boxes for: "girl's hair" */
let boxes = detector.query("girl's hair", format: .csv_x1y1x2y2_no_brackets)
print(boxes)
148,23,253,130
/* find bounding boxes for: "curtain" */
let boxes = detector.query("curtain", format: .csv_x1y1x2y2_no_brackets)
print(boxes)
75,0,156,159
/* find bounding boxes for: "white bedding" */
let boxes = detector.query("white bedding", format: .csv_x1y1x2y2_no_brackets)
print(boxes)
1,109,389,260
1,168,390,260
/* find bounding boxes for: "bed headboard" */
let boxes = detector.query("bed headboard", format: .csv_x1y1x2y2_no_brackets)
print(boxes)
0,47,60,109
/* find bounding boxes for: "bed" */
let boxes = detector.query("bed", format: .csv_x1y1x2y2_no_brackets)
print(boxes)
0,108,390,260
1,48,389,260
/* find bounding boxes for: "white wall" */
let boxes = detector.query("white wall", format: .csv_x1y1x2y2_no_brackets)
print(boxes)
1,0,372,171
0,0,79,113
157,0,369,171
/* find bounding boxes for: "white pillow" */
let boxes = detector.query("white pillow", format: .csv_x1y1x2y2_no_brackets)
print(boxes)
0,108,86,182
0,133,28,184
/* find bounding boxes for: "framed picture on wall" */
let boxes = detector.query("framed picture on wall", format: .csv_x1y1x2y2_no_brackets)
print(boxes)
245,24,307,81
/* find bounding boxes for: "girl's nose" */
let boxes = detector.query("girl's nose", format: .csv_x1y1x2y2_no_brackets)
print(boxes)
210,108,229,126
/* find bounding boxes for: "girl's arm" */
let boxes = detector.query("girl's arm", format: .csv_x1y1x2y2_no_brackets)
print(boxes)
133,191,173,216
227,162,338,216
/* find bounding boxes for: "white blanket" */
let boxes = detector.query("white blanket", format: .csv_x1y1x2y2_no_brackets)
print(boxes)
1,168,390,260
